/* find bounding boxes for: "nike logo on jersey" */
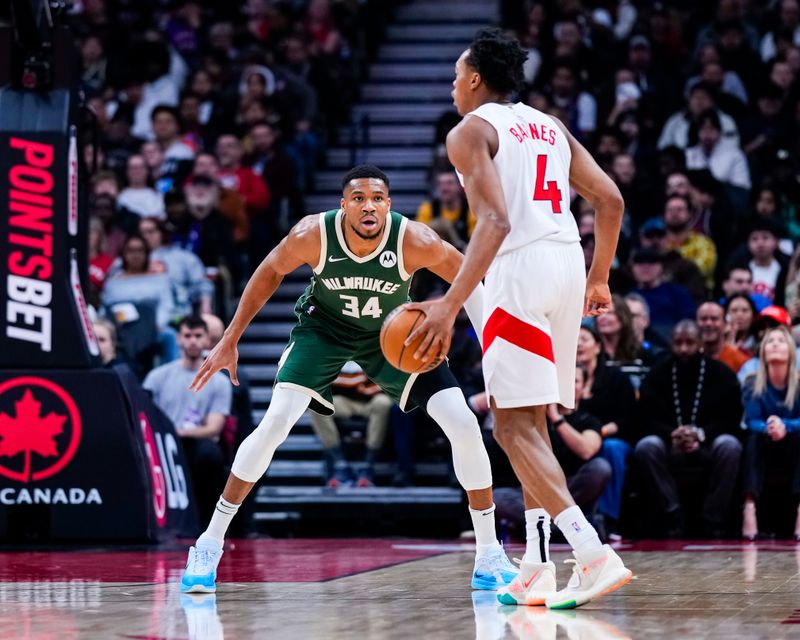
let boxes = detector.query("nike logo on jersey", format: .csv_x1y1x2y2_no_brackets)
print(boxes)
329,256,348,263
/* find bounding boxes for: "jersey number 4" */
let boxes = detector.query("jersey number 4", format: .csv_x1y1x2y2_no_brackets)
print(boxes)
340,295,382,319
533,154,563,214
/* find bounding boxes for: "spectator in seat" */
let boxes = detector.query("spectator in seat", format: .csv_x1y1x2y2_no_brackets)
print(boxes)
720,265,771,311
639,217,707,303
416,168,476,250
92,318,125,368
736,220,790,306
144,315,231,525
545,365,612,520
741,325,800,540
117,154,166,219
88,216,115,304
625,291,668,356
103,234,179,354
724,293,758,357
138,217,213,316
596,294,656,390
308,362,393,487
191,152,249,247
181,175,236,270
663,194,717,288
634,320,743,537
658,81,740,150
576,326,637,538
631,247,697,340
215,133,270,219
697,301,749,372
151,105,195,186
737,305,799,383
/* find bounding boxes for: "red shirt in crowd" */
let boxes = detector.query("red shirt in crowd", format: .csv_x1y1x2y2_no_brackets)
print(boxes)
217,167,270,217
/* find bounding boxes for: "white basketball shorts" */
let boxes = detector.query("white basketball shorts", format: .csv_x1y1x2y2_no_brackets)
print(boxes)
482,240,585,409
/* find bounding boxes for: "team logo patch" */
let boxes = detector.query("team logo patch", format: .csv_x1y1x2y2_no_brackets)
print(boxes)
0,377,82,483
379,251,397,268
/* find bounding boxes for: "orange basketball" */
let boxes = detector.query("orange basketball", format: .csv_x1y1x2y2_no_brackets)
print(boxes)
380,305,442,374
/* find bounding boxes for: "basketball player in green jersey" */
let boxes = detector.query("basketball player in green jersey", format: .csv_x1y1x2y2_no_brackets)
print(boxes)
180,164,518,594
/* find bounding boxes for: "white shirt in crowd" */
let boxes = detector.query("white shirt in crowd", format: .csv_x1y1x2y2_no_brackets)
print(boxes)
749,259,782,301
658,109,739,149
117,187,165,218
685,141,751,189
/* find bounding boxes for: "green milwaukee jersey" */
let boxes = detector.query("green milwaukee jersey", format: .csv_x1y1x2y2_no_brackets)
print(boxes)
294,208,412,336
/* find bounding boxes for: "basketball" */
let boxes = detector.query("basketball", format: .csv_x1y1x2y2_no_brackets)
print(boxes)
380,305,441,373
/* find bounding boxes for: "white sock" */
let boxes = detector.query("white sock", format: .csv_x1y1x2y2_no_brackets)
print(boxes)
554,505,603,562
469,503,500,556
198,497,240,548
524,508,550,563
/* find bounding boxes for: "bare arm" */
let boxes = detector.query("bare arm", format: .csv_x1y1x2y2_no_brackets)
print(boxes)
556,420,602,460
404,117,509,362
553,118,624,313
178,413,226,439
190,214,321,391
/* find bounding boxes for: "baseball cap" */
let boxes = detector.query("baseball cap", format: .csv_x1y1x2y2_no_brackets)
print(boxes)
630,35,651,50
631,247,664,264
758,305,791,327
640,218,667,237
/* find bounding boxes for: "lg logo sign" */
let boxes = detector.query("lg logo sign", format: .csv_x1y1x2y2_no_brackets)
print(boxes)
139,412,189,526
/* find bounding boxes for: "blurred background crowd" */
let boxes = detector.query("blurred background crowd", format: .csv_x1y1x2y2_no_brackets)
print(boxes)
63,0,800,541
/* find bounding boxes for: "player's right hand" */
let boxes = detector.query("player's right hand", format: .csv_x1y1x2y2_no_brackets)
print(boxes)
190,337,239,391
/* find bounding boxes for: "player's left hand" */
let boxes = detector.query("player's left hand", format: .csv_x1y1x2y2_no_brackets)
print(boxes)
584,279,612,317
404,298,459,367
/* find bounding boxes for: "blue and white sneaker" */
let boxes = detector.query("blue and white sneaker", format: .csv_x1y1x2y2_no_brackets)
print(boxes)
471,544,519,590
180,544,224,593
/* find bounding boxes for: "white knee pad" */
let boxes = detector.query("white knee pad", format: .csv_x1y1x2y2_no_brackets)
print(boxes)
231,386,311,482
426,387,493,491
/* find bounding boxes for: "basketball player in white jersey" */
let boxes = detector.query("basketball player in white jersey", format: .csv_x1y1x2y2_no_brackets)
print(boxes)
407,29,632,609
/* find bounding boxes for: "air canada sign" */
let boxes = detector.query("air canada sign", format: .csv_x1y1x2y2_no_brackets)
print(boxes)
0,376,101,505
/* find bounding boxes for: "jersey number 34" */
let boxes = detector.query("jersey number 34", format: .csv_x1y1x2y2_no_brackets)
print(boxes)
533,154,563,214
340,294,382,319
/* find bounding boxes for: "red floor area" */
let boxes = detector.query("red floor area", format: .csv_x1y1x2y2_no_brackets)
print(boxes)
0,539,447,583
0,538,795,584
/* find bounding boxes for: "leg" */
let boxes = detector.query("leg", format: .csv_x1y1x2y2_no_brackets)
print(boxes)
742,432,765,539
181,438,227,526
633,435,681,535
309,395,352,484
702,434,743,533
359,393,392,484
566,457,613,516
597,438,632,522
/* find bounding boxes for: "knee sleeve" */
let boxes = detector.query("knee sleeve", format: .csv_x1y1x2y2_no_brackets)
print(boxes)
426,387,492,491
231,386,310,482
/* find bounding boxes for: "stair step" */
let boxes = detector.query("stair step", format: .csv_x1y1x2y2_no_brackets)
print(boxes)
305,194,424,217
256,485,462,504
243,322,295,339
353,103,451,124
361,82,454,101
277,434,322,453
251,410,313,427
238,343,286,360
387,23,480,42
327,146,433,168
378,43,467,62
396,2,496,22
241,363,278,378
338,124,435,146
315,169,428,192
255,301,298,319
262,460,450,480
369,63,456,82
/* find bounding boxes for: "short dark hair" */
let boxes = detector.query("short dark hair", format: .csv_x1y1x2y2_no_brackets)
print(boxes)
151,104,181,124
696,108,721,131
178,315,208,333
465,28,528,96
341,164,390,191
665,193,692,210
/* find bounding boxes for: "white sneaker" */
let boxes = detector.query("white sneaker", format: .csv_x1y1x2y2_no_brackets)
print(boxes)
471,544,519,590
180,544,224,593
497,559,557,606
545,545,632,610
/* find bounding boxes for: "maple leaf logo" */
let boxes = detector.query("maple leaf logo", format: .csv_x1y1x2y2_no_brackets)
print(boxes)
0,390,67,480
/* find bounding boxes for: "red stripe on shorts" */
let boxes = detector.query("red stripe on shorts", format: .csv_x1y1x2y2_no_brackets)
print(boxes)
482,307,554,362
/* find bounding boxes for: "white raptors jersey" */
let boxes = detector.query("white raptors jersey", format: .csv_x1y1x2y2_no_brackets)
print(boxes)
461,102,580,255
